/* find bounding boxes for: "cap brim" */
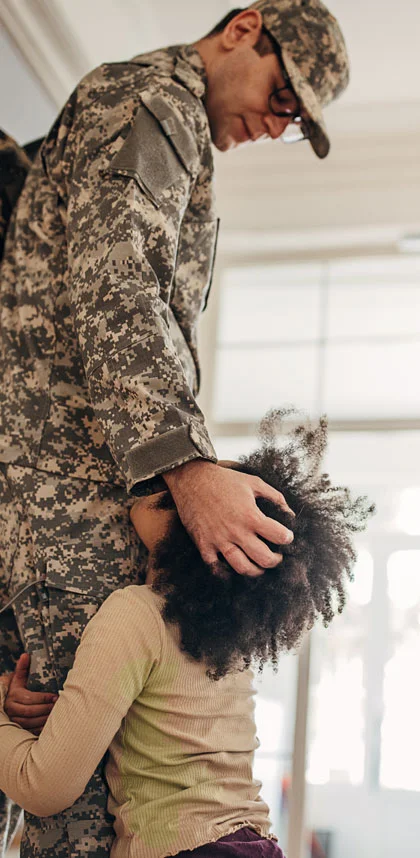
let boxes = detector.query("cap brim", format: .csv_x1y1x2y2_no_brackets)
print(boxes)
280,47,331,159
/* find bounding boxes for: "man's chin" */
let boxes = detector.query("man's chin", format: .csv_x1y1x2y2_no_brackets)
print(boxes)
212,134,238,153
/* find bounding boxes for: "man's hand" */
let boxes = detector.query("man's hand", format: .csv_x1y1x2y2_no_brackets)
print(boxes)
4,653,58,736
163,459,295,577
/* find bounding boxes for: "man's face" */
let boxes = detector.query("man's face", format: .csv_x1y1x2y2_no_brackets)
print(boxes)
204,45,300,152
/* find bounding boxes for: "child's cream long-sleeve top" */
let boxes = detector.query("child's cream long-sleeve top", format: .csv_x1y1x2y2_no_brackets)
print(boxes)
0,585,273,858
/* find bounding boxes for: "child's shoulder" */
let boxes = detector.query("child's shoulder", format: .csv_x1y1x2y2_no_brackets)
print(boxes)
109,584,164,621
97,585,164,651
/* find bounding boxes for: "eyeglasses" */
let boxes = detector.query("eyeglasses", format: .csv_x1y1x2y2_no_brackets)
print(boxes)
265,30,310,145
269,86,309,144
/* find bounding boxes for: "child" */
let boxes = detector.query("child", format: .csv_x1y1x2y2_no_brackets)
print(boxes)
0,412,373,858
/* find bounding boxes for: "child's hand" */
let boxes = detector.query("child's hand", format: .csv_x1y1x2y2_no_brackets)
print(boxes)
4,653,58,736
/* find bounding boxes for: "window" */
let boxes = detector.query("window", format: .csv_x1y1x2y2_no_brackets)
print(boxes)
213,255,420,426
210,252,420,856
395,488,420,535
380,550,420,791
306,550,373,787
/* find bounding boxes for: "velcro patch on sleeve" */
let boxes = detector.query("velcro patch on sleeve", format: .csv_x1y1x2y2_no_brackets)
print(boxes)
108,102,190,205
140,92,199,175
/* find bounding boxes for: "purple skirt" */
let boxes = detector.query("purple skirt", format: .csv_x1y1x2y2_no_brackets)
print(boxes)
174,827,285,858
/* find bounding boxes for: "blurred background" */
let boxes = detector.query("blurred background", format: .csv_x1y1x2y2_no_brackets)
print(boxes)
1,1,420,856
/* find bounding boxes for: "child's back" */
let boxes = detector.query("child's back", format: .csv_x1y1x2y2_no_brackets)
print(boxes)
104,585,273,858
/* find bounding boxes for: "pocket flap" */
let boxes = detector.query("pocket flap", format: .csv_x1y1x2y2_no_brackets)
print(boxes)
44,552,116,601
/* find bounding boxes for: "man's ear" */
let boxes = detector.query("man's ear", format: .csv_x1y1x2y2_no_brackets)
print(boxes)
221,9,264,50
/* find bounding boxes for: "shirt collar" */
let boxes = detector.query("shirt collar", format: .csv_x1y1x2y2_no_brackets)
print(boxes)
130,44,207,101
174,44,208,100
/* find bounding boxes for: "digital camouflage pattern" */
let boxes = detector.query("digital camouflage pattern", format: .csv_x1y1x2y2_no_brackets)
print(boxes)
0,11,348,855
0,131,31,260
250,0,350,157
0,44,218,497
0,43,219,857
0,462,147,856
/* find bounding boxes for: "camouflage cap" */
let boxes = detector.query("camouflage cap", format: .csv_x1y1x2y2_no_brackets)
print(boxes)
249,0,350,157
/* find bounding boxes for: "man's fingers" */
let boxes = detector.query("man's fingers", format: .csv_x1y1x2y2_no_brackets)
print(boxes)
6,701,56,719
222,545,265,578
240,536,284,570
253,478,296,517
199,542,265,577
256,513,294,547
199,536,284,576
10,653,31,690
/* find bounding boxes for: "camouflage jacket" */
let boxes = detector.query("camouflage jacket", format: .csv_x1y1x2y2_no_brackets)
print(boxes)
0,45,219,495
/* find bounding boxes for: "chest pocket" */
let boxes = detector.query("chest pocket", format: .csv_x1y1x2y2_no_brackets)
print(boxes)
107,92,199,208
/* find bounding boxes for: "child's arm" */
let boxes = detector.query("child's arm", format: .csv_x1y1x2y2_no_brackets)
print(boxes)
0,588,161,817
3,492,176,737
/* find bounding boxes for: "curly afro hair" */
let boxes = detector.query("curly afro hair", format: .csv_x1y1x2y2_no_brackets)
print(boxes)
152,410,375,680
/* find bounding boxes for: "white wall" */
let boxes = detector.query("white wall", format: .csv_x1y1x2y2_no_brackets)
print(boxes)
214,111,420,234
0,27,56,143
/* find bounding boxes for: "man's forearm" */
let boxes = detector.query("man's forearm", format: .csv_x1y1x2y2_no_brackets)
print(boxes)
162,457,217,491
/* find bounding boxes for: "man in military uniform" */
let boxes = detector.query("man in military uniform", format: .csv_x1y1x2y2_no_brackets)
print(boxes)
0,1,349,855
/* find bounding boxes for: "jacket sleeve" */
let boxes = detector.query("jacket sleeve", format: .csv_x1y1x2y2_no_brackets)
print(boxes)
0,588,161,817
60,84,217,496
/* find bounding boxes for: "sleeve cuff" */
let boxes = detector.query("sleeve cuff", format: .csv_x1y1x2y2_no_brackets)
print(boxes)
125,423,217,497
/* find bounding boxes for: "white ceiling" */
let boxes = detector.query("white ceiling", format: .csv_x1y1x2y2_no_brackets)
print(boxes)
326,0,420,106
1,0,420,111
56,0,420,107
0,0,419,242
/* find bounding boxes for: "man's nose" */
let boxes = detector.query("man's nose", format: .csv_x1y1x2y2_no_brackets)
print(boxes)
263,114,290,140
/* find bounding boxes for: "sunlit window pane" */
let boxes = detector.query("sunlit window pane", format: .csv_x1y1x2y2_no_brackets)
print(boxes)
254,701,286,834
327,256,420,339
218,264,322,345
347,550,374,606
306,656,365,786
255,698,285,755
387,550,420,610
395,488,420,536
327,283,420,339
252,661,298,840
306,550,372,786
214,436,258,461
213,346,319,422
214,256,420,426
324,341,420,420
380,551,420,791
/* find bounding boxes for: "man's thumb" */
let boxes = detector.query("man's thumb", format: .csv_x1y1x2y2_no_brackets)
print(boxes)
11,652,31,688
